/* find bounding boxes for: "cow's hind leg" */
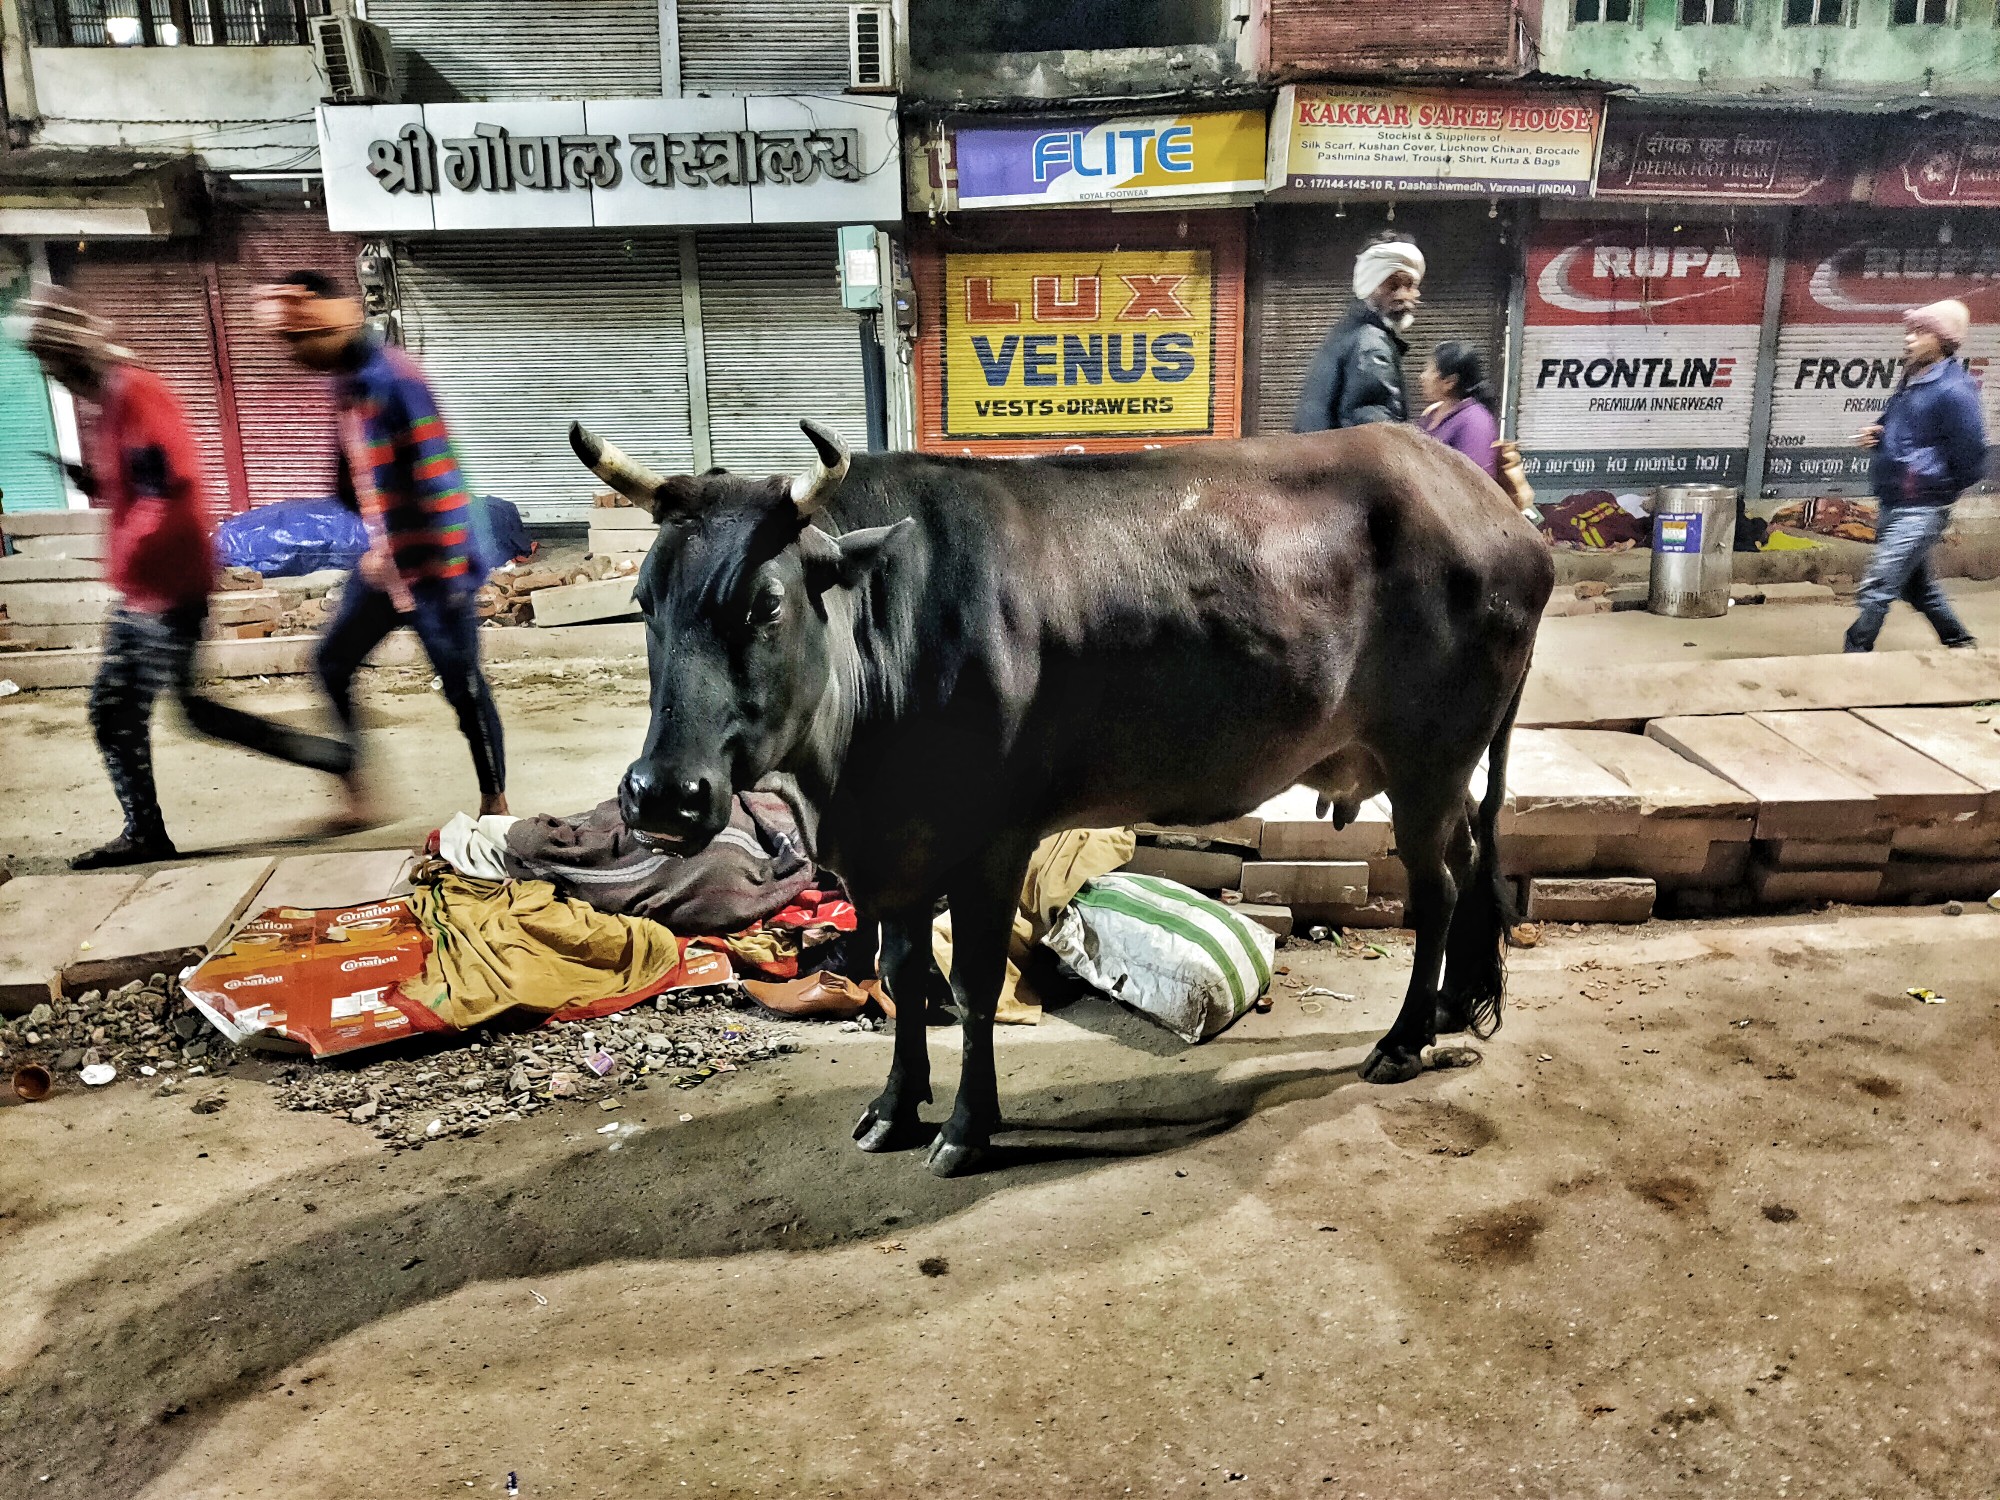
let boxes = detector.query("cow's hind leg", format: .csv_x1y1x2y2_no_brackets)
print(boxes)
1362,781,1463,1085
854,910,936,1153
927,841,1033,1179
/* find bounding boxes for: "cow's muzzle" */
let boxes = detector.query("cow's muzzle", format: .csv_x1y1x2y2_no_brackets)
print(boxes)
619,762,728,850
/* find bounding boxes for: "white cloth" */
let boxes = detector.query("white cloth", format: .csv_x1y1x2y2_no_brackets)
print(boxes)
1352,241,1426,300
437,811,520,881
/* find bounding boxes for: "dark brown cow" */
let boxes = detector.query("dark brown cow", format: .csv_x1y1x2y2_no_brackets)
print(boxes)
569,419,1553,1175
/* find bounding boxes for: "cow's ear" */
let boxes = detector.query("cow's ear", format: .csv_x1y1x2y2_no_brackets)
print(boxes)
798,519,914,593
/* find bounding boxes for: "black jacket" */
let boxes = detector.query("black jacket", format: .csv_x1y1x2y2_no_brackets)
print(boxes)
1292,299,1408,432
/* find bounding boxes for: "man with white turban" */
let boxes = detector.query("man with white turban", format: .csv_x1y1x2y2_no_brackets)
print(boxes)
1293,233,1425,432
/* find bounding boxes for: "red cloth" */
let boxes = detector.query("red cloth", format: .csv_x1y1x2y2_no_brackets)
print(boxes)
88,365,214,613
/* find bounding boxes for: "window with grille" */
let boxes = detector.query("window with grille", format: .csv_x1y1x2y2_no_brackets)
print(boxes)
1680,0,1742,21
27,0,327,47
1890,0,1952,22
1573,0,1637,21
1784,0,1846,23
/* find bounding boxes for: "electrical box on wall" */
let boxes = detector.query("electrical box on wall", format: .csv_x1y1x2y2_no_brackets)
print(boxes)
838,224,882,312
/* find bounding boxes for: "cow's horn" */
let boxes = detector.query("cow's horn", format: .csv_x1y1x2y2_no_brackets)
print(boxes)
570,422,666,512
790,419,850,517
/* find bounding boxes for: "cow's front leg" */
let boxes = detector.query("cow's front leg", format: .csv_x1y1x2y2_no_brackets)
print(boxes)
1364,785,1460,1084
854,910,936,1153
927,843,1031,1178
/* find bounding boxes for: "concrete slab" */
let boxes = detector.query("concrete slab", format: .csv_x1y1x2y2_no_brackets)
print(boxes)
1751,710,1988,823
1877,858,2000,902
1132,815,1263,851
1522,648,2000,730
0,872,147,1013
1549,729,1758,821
251,849,415,914
1119,845,1245,892
1,581,113,625
1502,730,1642,837
1232,903,1293,939
1239,861,1369,909
14,532,107,561
1647,715,1881,840
0,509,105,536
1750,864,1884,906
1524,877,1656,924
1255,786,1394,861
61,856,274,994
1853,707,2000,811
1761,837,1895,870
0,556,100,583
532,577,640,627
588,507,660,530
1498,835,1599,877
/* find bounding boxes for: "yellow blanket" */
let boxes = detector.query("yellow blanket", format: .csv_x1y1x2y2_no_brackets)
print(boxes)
403,867,680,1030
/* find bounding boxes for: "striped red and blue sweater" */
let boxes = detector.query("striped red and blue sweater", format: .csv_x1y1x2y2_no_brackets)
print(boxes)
335,336,474,587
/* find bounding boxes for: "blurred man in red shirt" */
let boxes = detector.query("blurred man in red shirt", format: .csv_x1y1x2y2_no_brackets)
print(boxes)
13,287,351,869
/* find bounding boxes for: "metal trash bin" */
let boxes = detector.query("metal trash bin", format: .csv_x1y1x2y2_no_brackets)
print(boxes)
1647,484,1738,618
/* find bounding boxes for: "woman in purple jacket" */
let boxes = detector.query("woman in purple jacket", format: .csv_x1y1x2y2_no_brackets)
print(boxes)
1417,341,1500,479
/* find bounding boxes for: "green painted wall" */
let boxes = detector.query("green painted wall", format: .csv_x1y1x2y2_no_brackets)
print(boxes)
0,246,63,514
1542,0,2000,94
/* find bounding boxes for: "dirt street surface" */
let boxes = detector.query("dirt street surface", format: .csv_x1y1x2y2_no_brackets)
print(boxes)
2,904,1995,1498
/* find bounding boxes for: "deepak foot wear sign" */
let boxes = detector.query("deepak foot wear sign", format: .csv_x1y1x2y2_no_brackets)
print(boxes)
1516,221,1769,521
941,248,1216,440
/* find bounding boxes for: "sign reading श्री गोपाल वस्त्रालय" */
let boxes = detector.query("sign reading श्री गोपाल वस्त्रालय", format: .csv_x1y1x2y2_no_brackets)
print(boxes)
941,249,1216,440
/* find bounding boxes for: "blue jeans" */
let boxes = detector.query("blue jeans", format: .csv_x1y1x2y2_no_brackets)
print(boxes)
1843,504,1972,653
315,577,506,796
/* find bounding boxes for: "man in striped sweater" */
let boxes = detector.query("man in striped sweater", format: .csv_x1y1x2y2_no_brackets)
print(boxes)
263,272,507,822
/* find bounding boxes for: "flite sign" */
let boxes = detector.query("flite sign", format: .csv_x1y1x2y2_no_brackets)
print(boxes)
1268,85,1603,198
1517,222,1769,500
941,250,1215,439
318,96,901,233
952,110,1267,209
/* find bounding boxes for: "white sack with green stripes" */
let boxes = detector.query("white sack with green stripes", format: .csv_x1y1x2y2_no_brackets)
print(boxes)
1042,873,1276,1045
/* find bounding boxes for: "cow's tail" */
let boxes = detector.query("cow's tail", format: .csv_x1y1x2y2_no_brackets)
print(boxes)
1441,675,1525,1040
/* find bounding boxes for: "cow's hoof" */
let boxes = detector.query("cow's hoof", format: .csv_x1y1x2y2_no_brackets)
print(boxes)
1361,1043,1426,1085
853,1107,929,1154
925,1135,984,1178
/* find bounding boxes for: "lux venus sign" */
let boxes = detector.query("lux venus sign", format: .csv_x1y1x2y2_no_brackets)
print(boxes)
942,250,1216,439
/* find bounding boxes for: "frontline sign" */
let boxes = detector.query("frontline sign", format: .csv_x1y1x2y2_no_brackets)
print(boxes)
953,110,1266,209
319,96,901,232
1268,85,1603,198
1517,223,1767,502
942,249,1215,439
1763,230,2000,495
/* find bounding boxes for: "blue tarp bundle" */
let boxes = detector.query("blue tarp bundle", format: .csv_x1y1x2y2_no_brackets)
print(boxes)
216,495,532,580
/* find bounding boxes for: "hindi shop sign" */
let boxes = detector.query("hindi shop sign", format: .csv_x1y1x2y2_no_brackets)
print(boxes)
1872,117,2000,208
1516,221,1769,504
1268,85,1602,198
1595,109,1860,204
952,110,1266,209
318,96,901,234
1763,228,2000,495
941,249,1215,440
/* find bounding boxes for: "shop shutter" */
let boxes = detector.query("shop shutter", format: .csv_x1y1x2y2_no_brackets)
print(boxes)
57,242,236,521
0,260,62,512
696,227,868,474
1250,203,1508,434
212,206,361,508
367,0,662,101
397,232,694,524
677,0,853,93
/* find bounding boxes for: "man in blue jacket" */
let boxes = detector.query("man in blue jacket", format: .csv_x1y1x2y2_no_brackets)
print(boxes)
1845,298,1988,653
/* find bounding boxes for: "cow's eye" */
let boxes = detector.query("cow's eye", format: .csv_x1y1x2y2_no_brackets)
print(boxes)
747,581,785,627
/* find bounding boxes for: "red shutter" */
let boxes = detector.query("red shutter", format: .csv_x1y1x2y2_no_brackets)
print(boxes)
211,206,361,508
56,241,236,523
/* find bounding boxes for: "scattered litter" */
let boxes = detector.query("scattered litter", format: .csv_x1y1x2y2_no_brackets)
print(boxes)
530,1290,547,1306
191,1093,227,1114
1943,900,1964,916
1509,922,1542,948
1298,986,1356,1001
425,1117,444,1135
79,1063,116,1087
678,1112,692,1121
1252,995,1274,1013
878,1240,906,1254
11,1065,52,1103
139,1065,156,1077
585,1050,618,1077
1306,925,1330,943
0,679,19,697
598,1099,623,1111
676,1066,721,1088
1538,1053,1554,1062
595,1122,620,1135
1906,988,1949,1005
507,1475,519,1498
1363,944,1390,961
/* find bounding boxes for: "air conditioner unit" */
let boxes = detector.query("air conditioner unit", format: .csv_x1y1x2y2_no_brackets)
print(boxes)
848,4,896,93
313,15,398,105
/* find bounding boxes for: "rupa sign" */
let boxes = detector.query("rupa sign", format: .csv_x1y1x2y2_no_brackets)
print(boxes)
1517,222,1767,503
952,110,1267,210
317,96,901,233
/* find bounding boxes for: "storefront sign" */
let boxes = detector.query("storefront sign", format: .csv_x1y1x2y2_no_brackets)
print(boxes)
1517,222,1768,503
319,96,901,233
1764,229,2000,495
952,110,1266,209
1268,85,1603,198
1872,118,2000,208
1595,109,1860,204
941,249,1215,439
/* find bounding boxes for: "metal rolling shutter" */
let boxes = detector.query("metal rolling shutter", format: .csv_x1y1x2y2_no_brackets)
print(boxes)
1251,203,1508,434
677,0,852,92
398,233,695,523
696,228,868,474
367,0,662,101
213,207,360,507
57,243,236,521
0,336,62,513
